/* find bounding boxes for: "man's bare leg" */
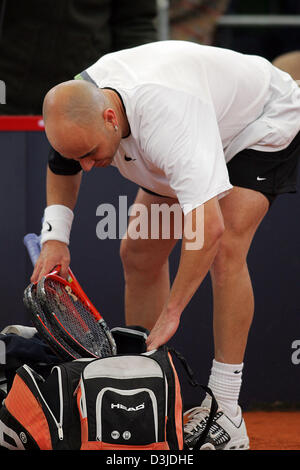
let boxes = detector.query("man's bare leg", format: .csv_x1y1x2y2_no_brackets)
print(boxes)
183,187,270,451
203,187,270,423
210,187,269,364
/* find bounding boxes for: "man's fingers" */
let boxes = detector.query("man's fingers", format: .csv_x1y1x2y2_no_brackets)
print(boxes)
31,260,56,283
30,259,42,283
60,263,69,280
146,312,180,351
30,267,39,284
146,329,168,351
146,334,165,351
146,338,160,351
59,254,71,279
29,241,71,283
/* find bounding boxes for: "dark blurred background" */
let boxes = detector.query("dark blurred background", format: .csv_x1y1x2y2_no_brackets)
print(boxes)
0,0,299,410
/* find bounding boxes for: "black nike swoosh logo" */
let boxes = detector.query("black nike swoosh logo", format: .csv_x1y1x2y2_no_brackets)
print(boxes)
124,155,136,162
46,222,52,232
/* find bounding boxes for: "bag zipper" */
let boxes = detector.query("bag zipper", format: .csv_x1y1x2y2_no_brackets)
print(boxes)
23,365,64,441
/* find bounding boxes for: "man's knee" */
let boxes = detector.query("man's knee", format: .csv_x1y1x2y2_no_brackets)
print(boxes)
120,237,168,280
210,235,249,285
212,188,269,282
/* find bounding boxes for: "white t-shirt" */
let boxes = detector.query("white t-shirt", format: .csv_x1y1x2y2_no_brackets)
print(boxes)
84,41,300,215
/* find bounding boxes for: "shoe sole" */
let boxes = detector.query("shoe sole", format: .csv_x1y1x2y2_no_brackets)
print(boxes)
200,439,250,450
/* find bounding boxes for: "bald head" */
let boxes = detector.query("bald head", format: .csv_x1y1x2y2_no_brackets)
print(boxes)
43,80,113,155
43,80,109,126
42,80,126,167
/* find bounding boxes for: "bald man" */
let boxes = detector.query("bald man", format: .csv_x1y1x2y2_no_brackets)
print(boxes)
32,41,300,450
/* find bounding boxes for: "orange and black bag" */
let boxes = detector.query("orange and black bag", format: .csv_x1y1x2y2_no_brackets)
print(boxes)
0,326,215,450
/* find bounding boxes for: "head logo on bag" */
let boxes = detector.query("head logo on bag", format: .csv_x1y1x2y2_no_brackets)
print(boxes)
111,403,145,411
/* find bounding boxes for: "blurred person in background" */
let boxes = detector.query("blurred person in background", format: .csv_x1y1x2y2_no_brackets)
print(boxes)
215,0,300,62
0,0,157,115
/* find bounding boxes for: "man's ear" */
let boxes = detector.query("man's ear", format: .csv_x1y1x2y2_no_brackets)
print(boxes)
103,107,118,129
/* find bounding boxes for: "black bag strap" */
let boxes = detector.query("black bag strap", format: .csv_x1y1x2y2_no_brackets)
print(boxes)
168,347,199,387
168,348,219,448
195,385,218,448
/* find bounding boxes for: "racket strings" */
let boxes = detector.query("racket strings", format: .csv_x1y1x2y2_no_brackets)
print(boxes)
46,281,88,337
40,279,113,357
24,284,81,360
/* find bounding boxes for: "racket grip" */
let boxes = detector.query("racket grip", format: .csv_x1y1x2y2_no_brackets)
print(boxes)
23,233,41,266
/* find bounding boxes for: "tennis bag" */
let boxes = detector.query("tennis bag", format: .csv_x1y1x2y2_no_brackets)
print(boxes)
0,326,216,450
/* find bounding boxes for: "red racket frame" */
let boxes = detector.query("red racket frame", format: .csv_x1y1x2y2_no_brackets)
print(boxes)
37,265,117,357
49,265,105,321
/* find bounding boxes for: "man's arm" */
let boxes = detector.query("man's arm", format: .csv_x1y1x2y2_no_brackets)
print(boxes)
146,197,224,350
31,168,82,282
46,166,82,209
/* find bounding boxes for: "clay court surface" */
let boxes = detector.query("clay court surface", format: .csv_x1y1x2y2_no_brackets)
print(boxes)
244,411,300,450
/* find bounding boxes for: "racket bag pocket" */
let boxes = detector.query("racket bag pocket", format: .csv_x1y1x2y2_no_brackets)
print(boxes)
77,344,188,450
110,325,149,354
0,360,89,450
77,352,175,450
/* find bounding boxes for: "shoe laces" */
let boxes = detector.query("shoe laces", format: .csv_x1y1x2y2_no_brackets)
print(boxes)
184,407,211,435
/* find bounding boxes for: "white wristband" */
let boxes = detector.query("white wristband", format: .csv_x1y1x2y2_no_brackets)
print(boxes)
40,204,74,246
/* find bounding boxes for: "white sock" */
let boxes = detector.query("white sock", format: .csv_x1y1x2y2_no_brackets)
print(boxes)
205,359,243,422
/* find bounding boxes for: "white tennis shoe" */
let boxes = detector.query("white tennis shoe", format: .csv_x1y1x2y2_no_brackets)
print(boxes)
184,404,250,450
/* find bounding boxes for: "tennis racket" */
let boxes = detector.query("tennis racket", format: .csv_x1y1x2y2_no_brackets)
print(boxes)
24,234,97,359
24,233,117,358
23,233,82,360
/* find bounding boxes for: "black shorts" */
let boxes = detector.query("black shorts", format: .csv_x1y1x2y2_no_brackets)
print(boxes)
141,130,300,206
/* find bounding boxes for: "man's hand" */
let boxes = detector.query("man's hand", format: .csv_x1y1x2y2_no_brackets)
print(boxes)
146,307,181,351
30,240,70,283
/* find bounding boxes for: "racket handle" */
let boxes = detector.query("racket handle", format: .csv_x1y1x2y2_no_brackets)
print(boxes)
23,233,41,266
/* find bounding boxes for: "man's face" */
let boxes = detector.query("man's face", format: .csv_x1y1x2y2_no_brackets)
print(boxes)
47,120,120,172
